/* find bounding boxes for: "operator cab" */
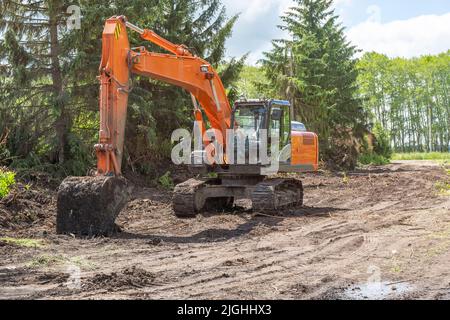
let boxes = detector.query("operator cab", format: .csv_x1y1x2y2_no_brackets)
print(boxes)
229,99,319,172
232,99,291,160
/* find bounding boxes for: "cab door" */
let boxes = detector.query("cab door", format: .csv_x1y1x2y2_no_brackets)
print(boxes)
268,102,291,162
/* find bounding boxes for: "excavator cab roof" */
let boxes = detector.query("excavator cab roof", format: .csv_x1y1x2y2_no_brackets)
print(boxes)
234,99,291,107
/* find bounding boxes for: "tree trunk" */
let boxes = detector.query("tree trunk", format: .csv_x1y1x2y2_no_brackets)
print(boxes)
49,16,68,165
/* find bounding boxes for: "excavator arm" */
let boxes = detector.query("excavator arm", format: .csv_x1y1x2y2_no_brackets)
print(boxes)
96,16,231,175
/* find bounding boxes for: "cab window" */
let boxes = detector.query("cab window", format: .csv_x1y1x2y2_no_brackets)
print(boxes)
269,105,290,150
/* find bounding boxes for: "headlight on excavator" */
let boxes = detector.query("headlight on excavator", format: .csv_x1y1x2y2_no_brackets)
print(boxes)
200,65,209,73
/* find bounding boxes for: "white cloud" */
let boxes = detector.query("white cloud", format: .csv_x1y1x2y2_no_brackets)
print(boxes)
223,0,288,22
222,0,355,64
347,12,450,58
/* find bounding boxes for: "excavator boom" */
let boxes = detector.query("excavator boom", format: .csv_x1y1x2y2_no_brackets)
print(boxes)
96,16,231,176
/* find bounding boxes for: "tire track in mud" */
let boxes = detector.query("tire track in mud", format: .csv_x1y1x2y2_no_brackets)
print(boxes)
117,207,447,298
107,220,379,298
89,213,404,297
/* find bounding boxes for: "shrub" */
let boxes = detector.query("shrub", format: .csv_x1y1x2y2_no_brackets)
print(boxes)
0,168,16,199
372,122,393,159
358,123,392,166
158,171,174,190
358,153,390,166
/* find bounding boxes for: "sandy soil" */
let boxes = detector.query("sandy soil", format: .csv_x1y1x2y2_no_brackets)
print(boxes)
1,161,449,300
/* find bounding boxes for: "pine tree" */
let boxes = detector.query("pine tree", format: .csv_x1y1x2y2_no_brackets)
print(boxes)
125,0,245,173
0,1,77,168
261,0,365,168
1,0,244,175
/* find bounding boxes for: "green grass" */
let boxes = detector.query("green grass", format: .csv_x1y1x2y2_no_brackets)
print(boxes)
435,165,450,196
358,153,390,166
392,152,450,161
70,256,96,269
0,168,16,199
0,237,44,248
158,171,174,190
436,181,450,196
26,254,96,269
27,254,66,268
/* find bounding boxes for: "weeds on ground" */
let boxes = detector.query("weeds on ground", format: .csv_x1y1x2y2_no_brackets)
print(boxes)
426,230,450,258
435,181,450,196
69,256,96,269
358,153,390,166
27,254,96,270
0,237,44,248
390,250,403,274
342,172,350,184
0,168,16,199
158,171,174,190
27,254,66,268
435,167,450,196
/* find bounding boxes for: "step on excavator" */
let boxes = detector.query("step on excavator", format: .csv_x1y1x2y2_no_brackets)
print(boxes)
56,16,319,236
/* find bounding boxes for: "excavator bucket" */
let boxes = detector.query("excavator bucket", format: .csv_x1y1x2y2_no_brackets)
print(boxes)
56,176,131,236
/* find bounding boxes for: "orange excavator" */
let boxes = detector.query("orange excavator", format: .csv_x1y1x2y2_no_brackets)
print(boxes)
56,16,319,235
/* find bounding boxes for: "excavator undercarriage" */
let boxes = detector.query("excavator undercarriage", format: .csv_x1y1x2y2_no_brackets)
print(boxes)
172,176,303,217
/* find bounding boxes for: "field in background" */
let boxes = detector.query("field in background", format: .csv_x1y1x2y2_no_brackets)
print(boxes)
392,152,450,162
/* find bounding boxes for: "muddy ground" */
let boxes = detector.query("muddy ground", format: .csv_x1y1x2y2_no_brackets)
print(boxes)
0,160,449,300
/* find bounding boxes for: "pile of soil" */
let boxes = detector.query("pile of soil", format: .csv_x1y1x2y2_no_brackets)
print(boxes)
0,185,56,233
81,266,156,292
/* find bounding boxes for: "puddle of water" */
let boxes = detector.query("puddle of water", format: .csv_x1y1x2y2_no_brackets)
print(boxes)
344,281,412,300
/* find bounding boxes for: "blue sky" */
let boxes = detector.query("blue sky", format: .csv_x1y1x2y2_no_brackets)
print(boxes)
221,0,450,64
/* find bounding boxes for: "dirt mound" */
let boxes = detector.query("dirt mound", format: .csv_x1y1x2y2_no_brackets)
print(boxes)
0,185,55,232
82,266,156,292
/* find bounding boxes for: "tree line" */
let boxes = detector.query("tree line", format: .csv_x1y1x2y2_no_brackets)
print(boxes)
357,52,450,153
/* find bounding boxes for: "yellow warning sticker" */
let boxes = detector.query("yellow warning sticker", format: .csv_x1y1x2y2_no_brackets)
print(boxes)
114,23,122,40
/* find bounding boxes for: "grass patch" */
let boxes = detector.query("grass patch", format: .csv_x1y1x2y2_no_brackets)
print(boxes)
358,153,390,166
392,152,450,161
27,254,96,270
0,168,16,199
436,181,450,196
27,254,66,268
426,226,450,258
70,256,96,269
435,167,450,196
0,237,44,248
158,171,174,190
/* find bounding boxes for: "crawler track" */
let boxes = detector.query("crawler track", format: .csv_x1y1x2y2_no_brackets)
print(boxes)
172,178,207,217
251,179,303,213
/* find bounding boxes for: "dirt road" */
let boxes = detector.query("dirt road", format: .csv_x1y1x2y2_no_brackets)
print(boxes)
1,161,449,300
